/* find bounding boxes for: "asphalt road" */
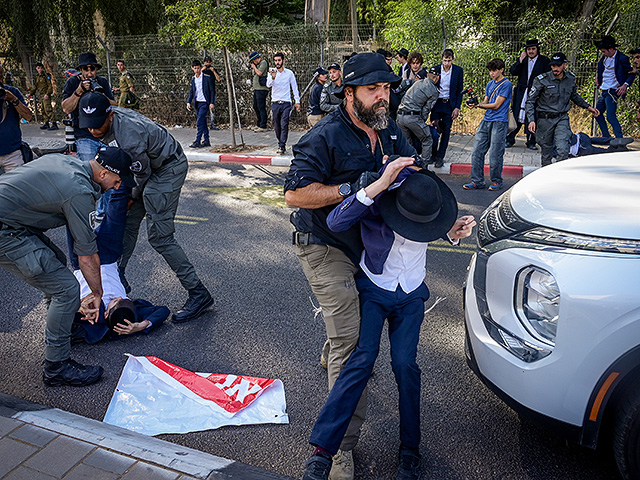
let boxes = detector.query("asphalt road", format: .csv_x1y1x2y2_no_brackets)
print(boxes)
0,163,622,480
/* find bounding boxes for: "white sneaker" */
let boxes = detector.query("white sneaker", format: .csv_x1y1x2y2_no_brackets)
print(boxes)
329,449,354,480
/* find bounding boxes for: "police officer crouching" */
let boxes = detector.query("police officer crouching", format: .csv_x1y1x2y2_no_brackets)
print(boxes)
78,92,214,323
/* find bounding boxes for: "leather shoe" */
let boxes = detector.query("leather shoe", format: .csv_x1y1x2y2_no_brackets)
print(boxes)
43,358,103,387
48,123,59,131
434,158,444,168
201,140,211,147
189,141,202,148
40,122,50,130
173,283,214,323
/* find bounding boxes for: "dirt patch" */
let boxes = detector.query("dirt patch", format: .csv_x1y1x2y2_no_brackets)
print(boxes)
210,144,264,153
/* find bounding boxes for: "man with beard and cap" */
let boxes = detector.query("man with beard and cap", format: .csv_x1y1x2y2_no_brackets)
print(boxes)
78,92,214,324
285,52,426,480
300,158,475,480
0,147,133,386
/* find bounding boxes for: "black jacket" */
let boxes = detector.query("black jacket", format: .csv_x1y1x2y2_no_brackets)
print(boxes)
509,55,551,110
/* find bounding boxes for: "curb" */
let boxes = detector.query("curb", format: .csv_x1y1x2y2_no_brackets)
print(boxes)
0,393,293,480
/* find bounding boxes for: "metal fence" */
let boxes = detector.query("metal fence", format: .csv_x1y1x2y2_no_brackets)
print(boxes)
19,13,640,136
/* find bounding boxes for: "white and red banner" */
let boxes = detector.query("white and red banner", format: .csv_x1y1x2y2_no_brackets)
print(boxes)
103,354,289,436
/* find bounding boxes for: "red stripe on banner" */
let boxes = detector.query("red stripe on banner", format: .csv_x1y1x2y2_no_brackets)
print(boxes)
146,357,274,413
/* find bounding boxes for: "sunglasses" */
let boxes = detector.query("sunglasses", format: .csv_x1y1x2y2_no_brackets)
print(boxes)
81,65,96,71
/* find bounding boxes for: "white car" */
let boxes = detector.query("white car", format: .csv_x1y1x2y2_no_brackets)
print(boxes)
464,152,640,479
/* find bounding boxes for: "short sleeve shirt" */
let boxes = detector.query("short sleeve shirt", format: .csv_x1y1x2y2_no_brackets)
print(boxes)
484,78,513,122
252,59,269,91
62,76,114,139
0,85,26,155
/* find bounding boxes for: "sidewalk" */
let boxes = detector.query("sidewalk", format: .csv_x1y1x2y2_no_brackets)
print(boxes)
21,123,546,177
0,393,293,480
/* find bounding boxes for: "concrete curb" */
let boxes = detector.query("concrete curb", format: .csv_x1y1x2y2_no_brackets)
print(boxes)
0,393,293,480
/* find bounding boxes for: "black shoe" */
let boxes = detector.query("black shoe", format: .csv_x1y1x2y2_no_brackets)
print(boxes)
211,126,220,131
48,123,59,131
434,158,444,168
40,122,50,130
526,143,538,150
278,147,286,155
43,358,103,387
189,141,202,148
396,448,421,480
173,283,214,323
301,454,332,480
611,137,634,147
201,140,211,147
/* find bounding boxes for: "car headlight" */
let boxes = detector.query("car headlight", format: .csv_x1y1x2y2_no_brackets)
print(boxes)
515,266,559,345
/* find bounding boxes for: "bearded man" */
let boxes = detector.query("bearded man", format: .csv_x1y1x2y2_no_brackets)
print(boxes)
284,52,418,480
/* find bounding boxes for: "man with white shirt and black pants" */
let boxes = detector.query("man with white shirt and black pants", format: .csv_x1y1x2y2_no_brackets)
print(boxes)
266,52,300,155
186,59,214,149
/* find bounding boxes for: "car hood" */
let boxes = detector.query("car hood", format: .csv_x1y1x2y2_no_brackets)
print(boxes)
509,151,640,240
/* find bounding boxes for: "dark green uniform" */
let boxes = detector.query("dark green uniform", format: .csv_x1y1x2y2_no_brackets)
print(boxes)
98,107,202,292
526,70,591,166
0,155,100,362
118,70,137,109
29,71,55,123
397,77,439,159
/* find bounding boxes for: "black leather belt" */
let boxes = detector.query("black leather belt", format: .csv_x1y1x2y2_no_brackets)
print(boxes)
438,98,450,103
397,110,421,116
538,112,566,119
292,231,324,246
274,100,291,105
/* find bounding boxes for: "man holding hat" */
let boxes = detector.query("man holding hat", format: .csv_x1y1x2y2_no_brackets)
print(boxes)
397,66,440,162
0,147,133,386
301,159,475,480
594,35,635,144
506,39,551,149
307,67,329,127
319,63,343,114
78,92,214,324
285,51,419,480
526,52,600,167
249,51,269,132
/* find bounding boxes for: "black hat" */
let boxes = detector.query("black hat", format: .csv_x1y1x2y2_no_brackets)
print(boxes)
378,169,458,242
629,47,640,55
595,35,619,49
95,146,135,188
106,297,137,330
397,48,409,58
376,48,393,58
314,67,329,76
328,62,342,71
78,92,112,129
549,52,567,66
77,52,102,70
249,51,261,61
524,39,540,48
203,55,212,62
340,52,401,92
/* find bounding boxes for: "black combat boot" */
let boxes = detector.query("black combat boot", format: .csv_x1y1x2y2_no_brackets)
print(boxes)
172,283,214,323
42,358,104,387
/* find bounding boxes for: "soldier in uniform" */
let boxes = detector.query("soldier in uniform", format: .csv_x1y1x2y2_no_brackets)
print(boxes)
526,52,600,167
29,62,58,130
78,92,214,324
113,60,137,109
396,67,440,162
0,147,133,386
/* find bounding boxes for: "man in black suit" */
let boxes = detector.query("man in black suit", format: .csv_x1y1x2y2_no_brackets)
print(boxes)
430,49,464,168
506,39,551,149
186,59,215,148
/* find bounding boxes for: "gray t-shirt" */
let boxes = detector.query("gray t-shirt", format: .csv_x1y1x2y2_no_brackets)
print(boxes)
252,58,269,91
0,154,100,256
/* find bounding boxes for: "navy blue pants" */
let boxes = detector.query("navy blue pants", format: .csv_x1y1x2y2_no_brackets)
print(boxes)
430,99,454,161
195,101,209,143
271,101,291,149
253,90,268,128
309,274,429,455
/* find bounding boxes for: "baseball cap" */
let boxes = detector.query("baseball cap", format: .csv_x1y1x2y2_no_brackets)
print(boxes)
328,63,341,71
249,51,261,61
341,52,401,88
78,92,112,129
314,67,329,76
203,55,212,62
549,52,567,66
95,146,135,188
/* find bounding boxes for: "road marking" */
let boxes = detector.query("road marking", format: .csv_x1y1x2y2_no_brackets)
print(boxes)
176,215,209,221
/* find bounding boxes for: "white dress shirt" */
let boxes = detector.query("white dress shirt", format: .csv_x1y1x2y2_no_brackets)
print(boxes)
266,68,301,104
74,262,128,308
439,67,452,99
194,74,205,102
601,54,619,90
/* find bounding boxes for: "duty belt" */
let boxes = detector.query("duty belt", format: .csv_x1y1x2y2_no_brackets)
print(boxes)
292,231,324,246
397,110,422,116
538,111,567,119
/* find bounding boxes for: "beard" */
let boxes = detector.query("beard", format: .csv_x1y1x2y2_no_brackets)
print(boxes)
352,93,390,130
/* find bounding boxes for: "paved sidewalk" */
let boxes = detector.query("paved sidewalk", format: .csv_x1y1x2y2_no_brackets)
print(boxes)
0,393,293,480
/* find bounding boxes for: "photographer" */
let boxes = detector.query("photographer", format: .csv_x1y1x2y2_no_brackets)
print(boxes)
249,52,269,132
0,63,33,174
61,52,115,163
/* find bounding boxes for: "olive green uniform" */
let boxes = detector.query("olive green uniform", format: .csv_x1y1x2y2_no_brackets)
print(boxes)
99,107,202,292
526,70,591,166
29,71,55,123
118,70,136,109
0,155,100,362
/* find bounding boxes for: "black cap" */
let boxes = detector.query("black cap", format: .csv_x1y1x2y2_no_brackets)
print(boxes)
314,67,329,76
328,63,341,71
95,146,135,188
397,48,409,58
549,52,567,66
77,52,102,70
428,65,440,75
78,92,113,129
341,53,401,89
203,55,212,62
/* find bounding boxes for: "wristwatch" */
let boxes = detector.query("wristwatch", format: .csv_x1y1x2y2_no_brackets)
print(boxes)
338,183,352,197
11,99,20,106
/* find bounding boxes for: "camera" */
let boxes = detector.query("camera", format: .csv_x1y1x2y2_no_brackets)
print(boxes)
269,67,277,73
62,118,74,127
462,87,479,106
0,87,5,101
88,78,104,94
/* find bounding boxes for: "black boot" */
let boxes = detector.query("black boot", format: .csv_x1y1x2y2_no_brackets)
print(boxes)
40,122,50,130
172,283,214,323
43,358,104,387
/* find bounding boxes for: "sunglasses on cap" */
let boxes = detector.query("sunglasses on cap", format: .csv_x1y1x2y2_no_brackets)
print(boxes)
81,65,96,71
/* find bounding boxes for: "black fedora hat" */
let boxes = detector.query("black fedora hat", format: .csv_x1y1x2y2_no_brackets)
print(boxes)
595,35,619,49
336,52,401,98
77,52,102,70
378,169,458,242
105,297,137,330
524,39,541,48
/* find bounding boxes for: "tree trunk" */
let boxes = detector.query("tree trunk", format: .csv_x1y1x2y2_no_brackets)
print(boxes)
222,47,236,148
350,0,358,52
225,48,244,146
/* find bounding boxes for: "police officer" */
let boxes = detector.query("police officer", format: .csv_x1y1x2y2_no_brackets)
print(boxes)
113,60,137,109
319,63,343,114
78,92,214,323
307,67,328,127
0,147,133,386
285,52,419,480
526,52,599,167
396,66,440,162
29,62,58,130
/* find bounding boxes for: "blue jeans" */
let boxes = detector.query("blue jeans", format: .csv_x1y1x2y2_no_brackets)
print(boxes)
595,89,622,139
195,101,209,143
309,275,429,455
76,137,111,217
470,120,508,186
